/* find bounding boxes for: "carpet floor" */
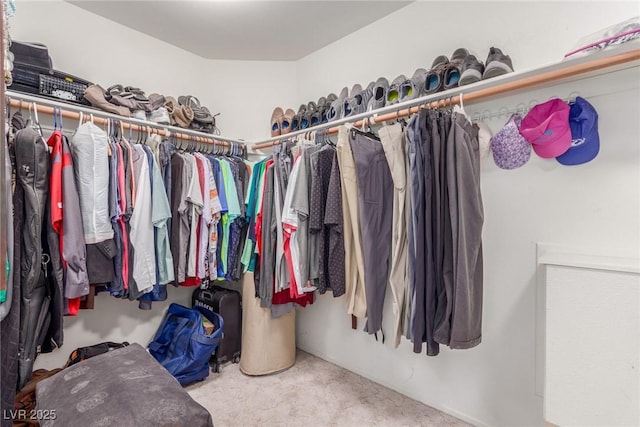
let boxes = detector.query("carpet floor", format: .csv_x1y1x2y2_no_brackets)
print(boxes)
187,350,469,427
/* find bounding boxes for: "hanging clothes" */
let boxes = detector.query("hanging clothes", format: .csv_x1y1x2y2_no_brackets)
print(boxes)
349,128,394,335
405,108,484,355
379,123,409,348
336,126,367,319
69,123,117,286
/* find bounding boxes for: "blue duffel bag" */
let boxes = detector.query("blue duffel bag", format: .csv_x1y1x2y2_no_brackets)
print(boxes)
149,303,224,386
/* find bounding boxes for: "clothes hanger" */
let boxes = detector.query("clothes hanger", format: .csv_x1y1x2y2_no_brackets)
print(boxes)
52,107,59,131
28,102,44,136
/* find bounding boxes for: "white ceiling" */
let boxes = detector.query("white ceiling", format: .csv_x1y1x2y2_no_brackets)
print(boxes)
67,1,412,61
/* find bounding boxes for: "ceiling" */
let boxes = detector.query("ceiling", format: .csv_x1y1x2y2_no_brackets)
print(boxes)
67,1,412,61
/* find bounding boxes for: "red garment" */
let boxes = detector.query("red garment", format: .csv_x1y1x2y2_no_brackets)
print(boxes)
67,298,80,316
47,131,83,312
47,131,63,238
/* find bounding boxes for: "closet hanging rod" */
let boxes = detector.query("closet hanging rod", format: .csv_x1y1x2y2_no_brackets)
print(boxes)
5,90,245,147
251,46,640,150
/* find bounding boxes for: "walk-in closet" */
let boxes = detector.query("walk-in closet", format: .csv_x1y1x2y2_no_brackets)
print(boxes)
1,1,638,426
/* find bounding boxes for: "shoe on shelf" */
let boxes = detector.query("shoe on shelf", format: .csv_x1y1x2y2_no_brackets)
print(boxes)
292,104,307,131
367,77,389,111
342,83,362,118
271,107,283,136
459,55,485,86
310,109,323,126
483,47,514,79
424,55,449,94
326,93,338,105
328,86,349,122
350,81,375,115
386,75,407,106
305,100,319,126
280,108,295,135
400,69,427,102
443,48,470,90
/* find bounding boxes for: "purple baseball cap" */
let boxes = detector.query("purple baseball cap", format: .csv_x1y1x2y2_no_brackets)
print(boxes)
556,96,599,166
490,114,531,170
519,98,571,158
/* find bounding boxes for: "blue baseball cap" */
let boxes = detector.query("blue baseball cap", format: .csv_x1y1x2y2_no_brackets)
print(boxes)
556,97,599,166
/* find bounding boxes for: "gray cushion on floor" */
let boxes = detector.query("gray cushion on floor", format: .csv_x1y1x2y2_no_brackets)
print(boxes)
35,343,213,427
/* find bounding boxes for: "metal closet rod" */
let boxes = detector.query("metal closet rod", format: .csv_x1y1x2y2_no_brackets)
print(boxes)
251,47,640,150
5,90,246,147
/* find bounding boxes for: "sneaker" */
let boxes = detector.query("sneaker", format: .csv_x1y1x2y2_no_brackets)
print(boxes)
310,110,323,126
443,48,470,90
386,75,406,106
459,55,485,86
367,77,389,111
400,69,427,102
328,86,348,122
342,84,362,118
350,81,375,115
424,55,449,94
483,47,514,79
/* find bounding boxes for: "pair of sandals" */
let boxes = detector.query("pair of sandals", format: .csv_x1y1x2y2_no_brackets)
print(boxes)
165,95,218,133
165,96,194,128
178,95,215,125
270,107,295,136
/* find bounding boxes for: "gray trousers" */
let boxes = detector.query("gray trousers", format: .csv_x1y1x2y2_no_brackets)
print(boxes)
433,112,484,349
406,112,439,356
349,129,393,334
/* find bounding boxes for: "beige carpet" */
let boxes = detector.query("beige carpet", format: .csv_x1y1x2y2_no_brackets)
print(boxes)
187,350,469,427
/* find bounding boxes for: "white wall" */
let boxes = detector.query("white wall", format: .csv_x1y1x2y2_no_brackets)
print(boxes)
294,2,640,426
9,0,297,369
11,0,297,141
